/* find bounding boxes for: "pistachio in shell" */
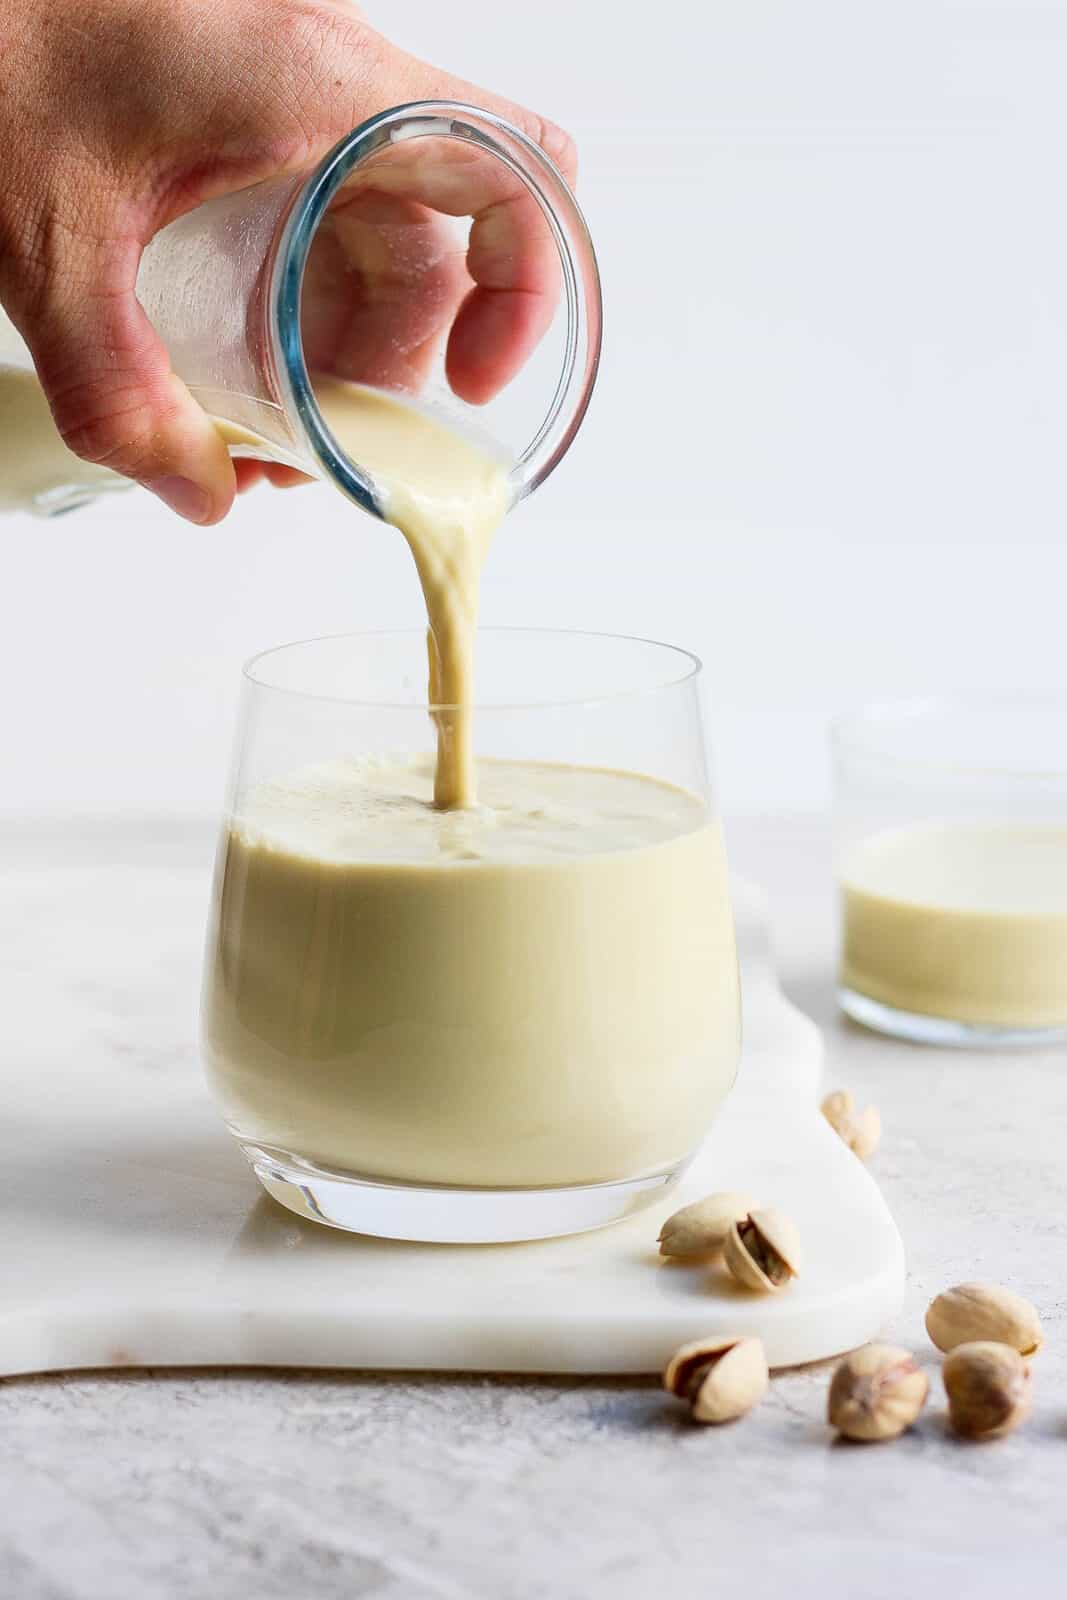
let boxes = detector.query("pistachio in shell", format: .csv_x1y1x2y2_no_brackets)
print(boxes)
663,1334,769,1423
723,1208,801,1293
657,1191,757,1260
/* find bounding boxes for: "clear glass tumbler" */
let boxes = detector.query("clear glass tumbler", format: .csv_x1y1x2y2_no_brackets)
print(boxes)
834,696,1067,1047
201,629,740,1242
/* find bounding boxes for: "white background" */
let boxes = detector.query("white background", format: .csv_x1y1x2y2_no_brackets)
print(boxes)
3,0,1065,819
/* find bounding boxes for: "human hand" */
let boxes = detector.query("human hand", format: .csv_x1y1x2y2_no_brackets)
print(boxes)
0,0,575,522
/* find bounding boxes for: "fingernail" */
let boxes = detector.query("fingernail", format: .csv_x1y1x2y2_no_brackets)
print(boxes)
145,475,213,524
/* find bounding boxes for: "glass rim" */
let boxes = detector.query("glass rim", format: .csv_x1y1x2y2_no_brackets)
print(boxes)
271,100,602,522
831,693,1067,780
242,626,702,714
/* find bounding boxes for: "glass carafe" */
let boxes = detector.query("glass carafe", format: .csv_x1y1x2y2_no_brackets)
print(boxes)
0,101,601,518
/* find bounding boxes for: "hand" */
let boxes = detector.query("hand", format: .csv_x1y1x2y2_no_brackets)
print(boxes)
0,0,576,522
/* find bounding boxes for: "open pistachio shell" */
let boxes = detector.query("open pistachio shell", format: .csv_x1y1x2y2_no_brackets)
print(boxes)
691,1338,769,1424
662,1335,769,1423
663,1335,743,1398
723,1208,802,1292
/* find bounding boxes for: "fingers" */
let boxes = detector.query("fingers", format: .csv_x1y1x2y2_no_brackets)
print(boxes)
446,187,560,403
317,19,578,403
233,460,266,494
263,463,312,488
303,188,471,393
320,137,568,406
446,280,553,405
234,460,312,495
393,59,578,403
21,236,235,524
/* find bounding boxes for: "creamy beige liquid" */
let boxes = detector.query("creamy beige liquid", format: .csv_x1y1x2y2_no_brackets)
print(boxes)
0,367,120,512
203,757,740,1188
841,823,1067,1026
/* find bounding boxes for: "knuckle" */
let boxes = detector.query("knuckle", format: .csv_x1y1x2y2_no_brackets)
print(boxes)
538,118,578,181
504,109,578,182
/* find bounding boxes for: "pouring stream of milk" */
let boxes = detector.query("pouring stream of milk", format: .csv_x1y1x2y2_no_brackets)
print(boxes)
305,378,508,810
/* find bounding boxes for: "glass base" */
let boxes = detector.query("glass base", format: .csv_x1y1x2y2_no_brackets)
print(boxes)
241,1141,688,1243
839,986,1067,1050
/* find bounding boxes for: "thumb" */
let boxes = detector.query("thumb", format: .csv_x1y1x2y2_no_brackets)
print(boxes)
22,238,235,524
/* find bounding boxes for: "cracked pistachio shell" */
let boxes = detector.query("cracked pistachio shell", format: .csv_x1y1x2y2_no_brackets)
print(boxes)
663,1335,737,1398
827,1344,929,1442
663,1336,769,1423
926,1284,1043,1357
723,1208,802,1292
820,1089,855,1133
692,1338,769,1424
657,1191,757,1259
821,1090,881,1161
943,1341,1032,1440
848,1105,882,1161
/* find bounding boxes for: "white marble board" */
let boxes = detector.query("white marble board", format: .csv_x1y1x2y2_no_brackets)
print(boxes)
0,820,904,1376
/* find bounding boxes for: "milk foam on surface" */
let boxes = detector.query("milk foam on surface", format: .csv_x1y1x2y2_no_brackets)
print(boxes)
841,822,1067,1027
233,755,708,866
203,757,740,1189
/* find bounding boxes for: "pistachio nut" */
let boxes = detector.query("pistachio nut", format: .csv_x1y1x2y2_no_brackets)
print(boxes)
657,1191,757,1260
820,1088,855,1131
942,1341,1032,1440
925,1283,1043,1357
849,1105,882,1161
827,1344,929,1442
663,1335,769,1424
723,1208,801,1293
820,1088,881,1161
